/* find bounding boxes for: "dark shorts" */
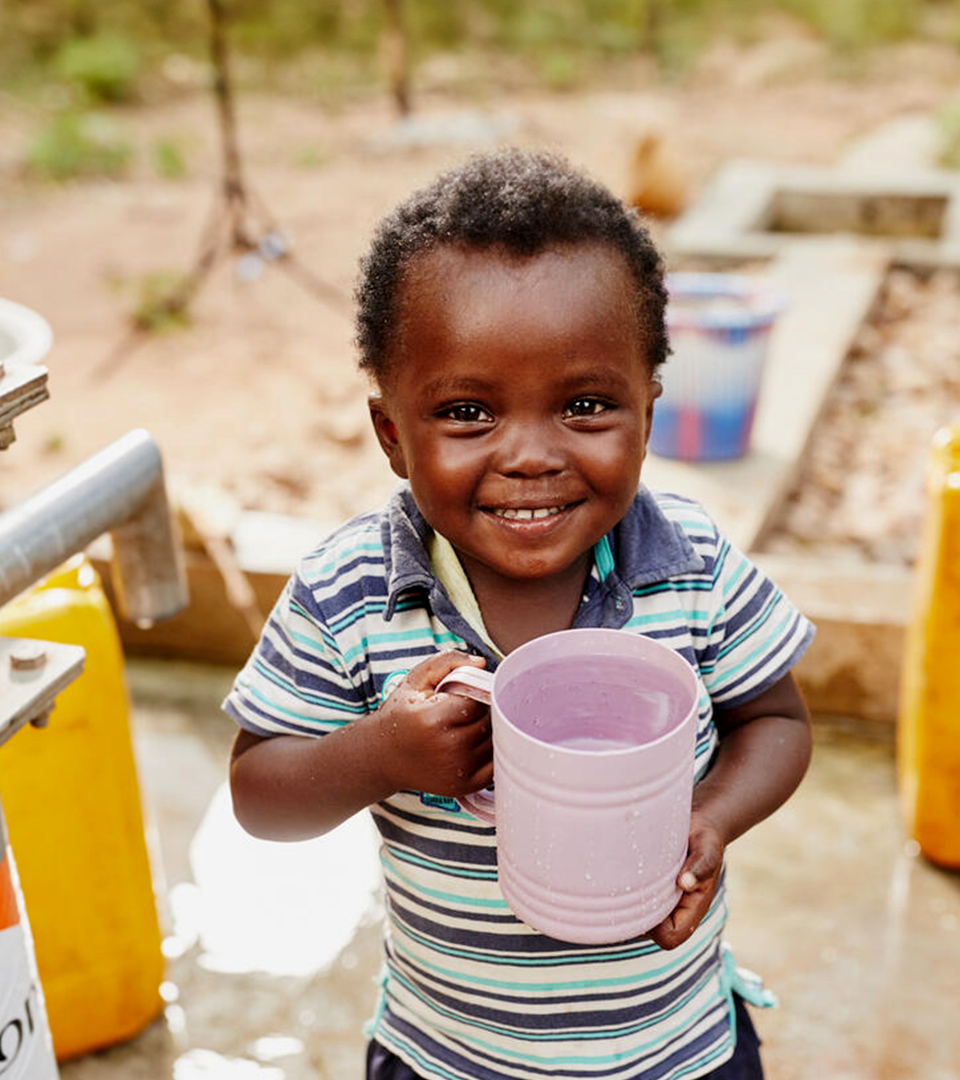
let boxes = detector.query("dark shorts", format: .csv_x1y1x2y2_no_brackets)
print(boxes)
366,993,764,1080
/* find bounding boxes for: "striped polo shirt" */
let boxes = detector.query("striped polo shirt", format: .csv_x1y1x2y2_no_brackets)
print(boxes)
223,484,814,1080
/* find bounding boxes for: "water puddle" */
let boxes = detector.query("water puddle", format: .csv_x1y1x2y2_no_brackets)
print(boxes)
174,1049,285,1079
250,1036,305,1063
165,784,382,976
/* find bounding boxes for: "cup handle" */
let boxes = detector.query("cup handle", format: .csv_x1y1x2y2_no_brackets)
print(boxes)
436,666,497,824
436,665,493,705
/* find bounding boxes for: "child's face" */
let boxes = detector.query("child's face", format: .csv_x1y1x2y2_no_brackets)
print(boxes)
370,242,662,588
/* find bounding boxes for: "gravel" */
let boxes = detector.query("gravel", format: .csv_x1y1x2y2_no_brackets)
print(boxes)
762,268,960,565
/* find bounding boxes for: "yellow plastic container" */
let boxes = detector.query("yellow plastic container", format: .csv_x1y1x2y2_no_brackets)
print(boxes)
0,558,163,1059
898,427,960,867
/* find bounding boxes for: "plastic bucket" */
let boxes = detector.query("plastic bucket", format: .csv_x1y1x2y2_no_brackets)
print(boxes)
0,559,164,1060
650,272,784,462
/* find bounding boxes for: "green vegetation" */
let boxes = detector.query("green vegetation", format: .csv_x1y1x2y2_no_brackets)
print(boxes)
54,32,142,102
131,270,192,332
0,0,955,101
937,102,960,168
536,51,583,92
779,0,920,49
27,111,132,180
292,144,331,169
152,138,188,179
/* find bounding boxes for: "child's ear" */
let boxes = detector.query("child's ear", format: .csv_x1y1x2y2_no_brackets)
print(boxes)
368,393,409,479
642,379,663,454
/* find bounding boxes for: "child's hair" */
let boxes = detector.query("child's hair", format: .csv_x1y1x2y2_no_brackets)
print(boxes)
355,148,669,383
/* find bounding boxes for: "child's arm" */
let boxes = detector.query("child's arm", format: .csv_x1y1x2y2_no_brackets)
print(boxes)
648,670,811,951
229,650,492,841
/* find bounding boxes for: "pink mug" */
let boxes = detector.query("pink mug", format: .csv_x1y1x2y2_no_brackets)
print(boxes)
437,628,699,944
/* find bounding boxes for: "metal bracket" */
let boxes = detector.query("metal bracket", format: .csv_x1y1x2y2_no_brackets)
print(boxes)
0,637,85,748
0,362,50,450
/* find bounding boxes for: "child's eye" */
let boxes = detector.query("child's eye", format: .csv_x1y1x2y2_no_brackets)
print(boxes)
438,402,493,424
563,397,611,418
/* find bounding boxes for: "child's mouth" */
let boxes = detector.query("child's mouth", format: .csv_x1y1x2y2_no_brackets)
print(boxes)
481,502,580,528
489,505,568,521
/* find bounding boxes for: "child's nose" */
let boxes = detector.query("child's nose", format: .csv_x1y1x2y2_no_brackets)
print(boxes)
494,419,566,477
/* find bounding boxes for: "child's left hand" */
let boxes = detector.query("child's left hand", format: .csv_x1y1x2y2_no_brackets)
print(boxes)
646,810,725,951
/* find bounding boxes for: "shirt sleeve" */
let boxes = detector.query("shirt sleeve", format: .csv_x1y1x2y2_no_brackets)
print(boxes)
697,533,815,708
222,569,367,737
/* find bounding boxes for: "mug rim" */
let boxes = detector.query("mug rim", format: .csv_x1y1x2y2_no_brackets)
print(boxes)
491,627,699,757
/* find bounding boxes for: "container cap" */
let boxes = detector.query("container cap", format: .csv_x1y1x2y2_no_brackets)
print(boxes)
666,272,785,332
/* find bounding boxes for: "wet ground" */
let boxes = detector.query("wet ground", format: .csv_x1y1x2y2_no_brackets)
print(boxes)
58,659,960,1080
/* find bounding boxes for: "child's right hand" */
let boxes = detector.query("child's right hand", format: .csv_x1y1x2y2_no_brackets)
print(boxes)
374,650,493,797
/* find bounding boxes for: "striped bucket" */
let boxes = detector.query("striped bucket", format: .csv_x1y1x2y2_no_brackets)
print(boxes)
650,273,784,462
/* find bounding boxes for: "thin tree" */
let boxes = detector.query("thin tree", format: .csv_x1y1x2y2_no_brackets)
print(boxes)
641,0,665,54
383,0,412,117
96,0,347,376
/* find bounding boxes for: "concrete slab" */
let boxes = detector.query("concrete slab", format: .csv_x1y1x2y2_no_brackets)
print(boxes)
666,158,960,262
726,722,960,1080
753,554,913,724
666,158,782,262
644,239,888,552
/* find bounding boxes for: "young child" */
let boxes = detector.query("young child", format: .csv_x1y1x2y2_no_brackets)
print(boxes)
225,149,814,1080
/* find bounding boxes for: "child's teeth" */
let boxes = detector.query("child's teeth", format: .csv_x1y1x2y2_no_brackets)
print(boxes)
495,506,562,520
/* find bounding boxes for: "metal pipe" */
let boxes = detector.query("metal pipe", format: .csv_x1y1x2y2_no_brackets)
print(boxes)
0,429,187,625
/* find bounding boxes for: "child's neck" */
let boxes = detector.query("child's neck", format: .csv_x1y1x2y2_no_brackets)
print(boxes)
457,550,592,656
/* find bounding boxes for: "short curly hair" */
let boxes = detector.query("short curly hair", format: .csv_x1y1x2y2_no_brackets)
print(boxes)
354,148,669,383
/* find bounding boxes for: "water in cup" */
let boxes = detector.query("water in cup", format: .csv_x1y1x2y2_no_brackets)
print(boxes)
499,656,690,752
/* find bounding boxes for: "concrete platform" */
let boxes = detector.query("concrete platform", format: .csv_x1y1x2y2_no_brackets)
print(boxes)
665,158,960,267
55,660,960,1080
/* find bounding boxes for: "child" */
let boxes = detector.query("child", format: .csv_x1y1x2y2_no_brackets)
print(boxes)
225,149,814,1080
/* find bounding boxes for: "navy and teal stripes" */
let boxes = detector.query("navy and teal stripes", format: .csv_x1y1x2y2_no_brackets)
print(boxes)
223,483,813,1080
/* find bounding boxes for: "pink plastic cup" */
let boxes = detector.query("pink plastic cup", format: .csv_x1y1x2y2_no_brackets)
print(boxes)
437,628,699,944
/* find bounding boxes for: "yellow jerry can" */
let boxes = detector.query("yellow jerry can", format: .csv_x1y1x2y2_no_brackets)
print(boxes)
898,427,960,867
0,557,163,1059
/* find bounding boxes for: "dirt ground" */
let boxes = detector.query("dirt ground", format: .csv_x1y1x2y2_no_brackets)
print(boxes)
4,30,960,542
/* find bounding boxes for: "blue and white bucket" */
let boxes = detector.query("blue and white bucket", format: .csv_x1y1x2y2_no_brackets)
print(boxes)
650,273,784,462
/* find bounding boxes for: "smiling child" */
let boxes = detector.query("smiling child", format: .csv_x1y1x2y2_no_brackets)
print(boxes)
225,149,814,1080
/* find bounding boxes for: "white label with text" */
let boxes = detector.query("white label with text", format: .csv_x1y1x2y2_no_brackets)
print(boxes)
0,926,58,1080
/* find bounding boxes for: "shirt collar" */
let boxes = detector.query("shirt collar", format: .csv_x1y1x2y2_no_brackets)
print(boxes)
605,484,705,588
382,486,436,619
381,482,704,620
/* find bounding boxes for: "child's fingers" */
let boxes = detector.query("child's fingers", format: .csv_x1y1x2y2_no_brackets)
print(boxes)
465,757,494,791
405,650,485,692
677,830,724,892
678,869,698,892
647,889,710,950
445,698,491,726
465,716,492,746
677,851,716,892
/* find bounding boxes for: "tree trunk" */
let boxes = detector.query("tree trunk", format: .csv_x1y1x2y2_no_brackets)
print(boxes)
383,0,412,117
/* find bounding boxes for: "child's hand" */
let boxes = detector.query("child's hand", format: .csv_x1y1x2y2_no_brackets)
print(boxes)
646,811,725,951
375,650,493,798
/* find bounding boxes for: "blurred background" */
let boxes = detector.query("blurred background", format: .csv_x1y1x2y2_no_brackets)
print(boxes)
2,0,960,538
